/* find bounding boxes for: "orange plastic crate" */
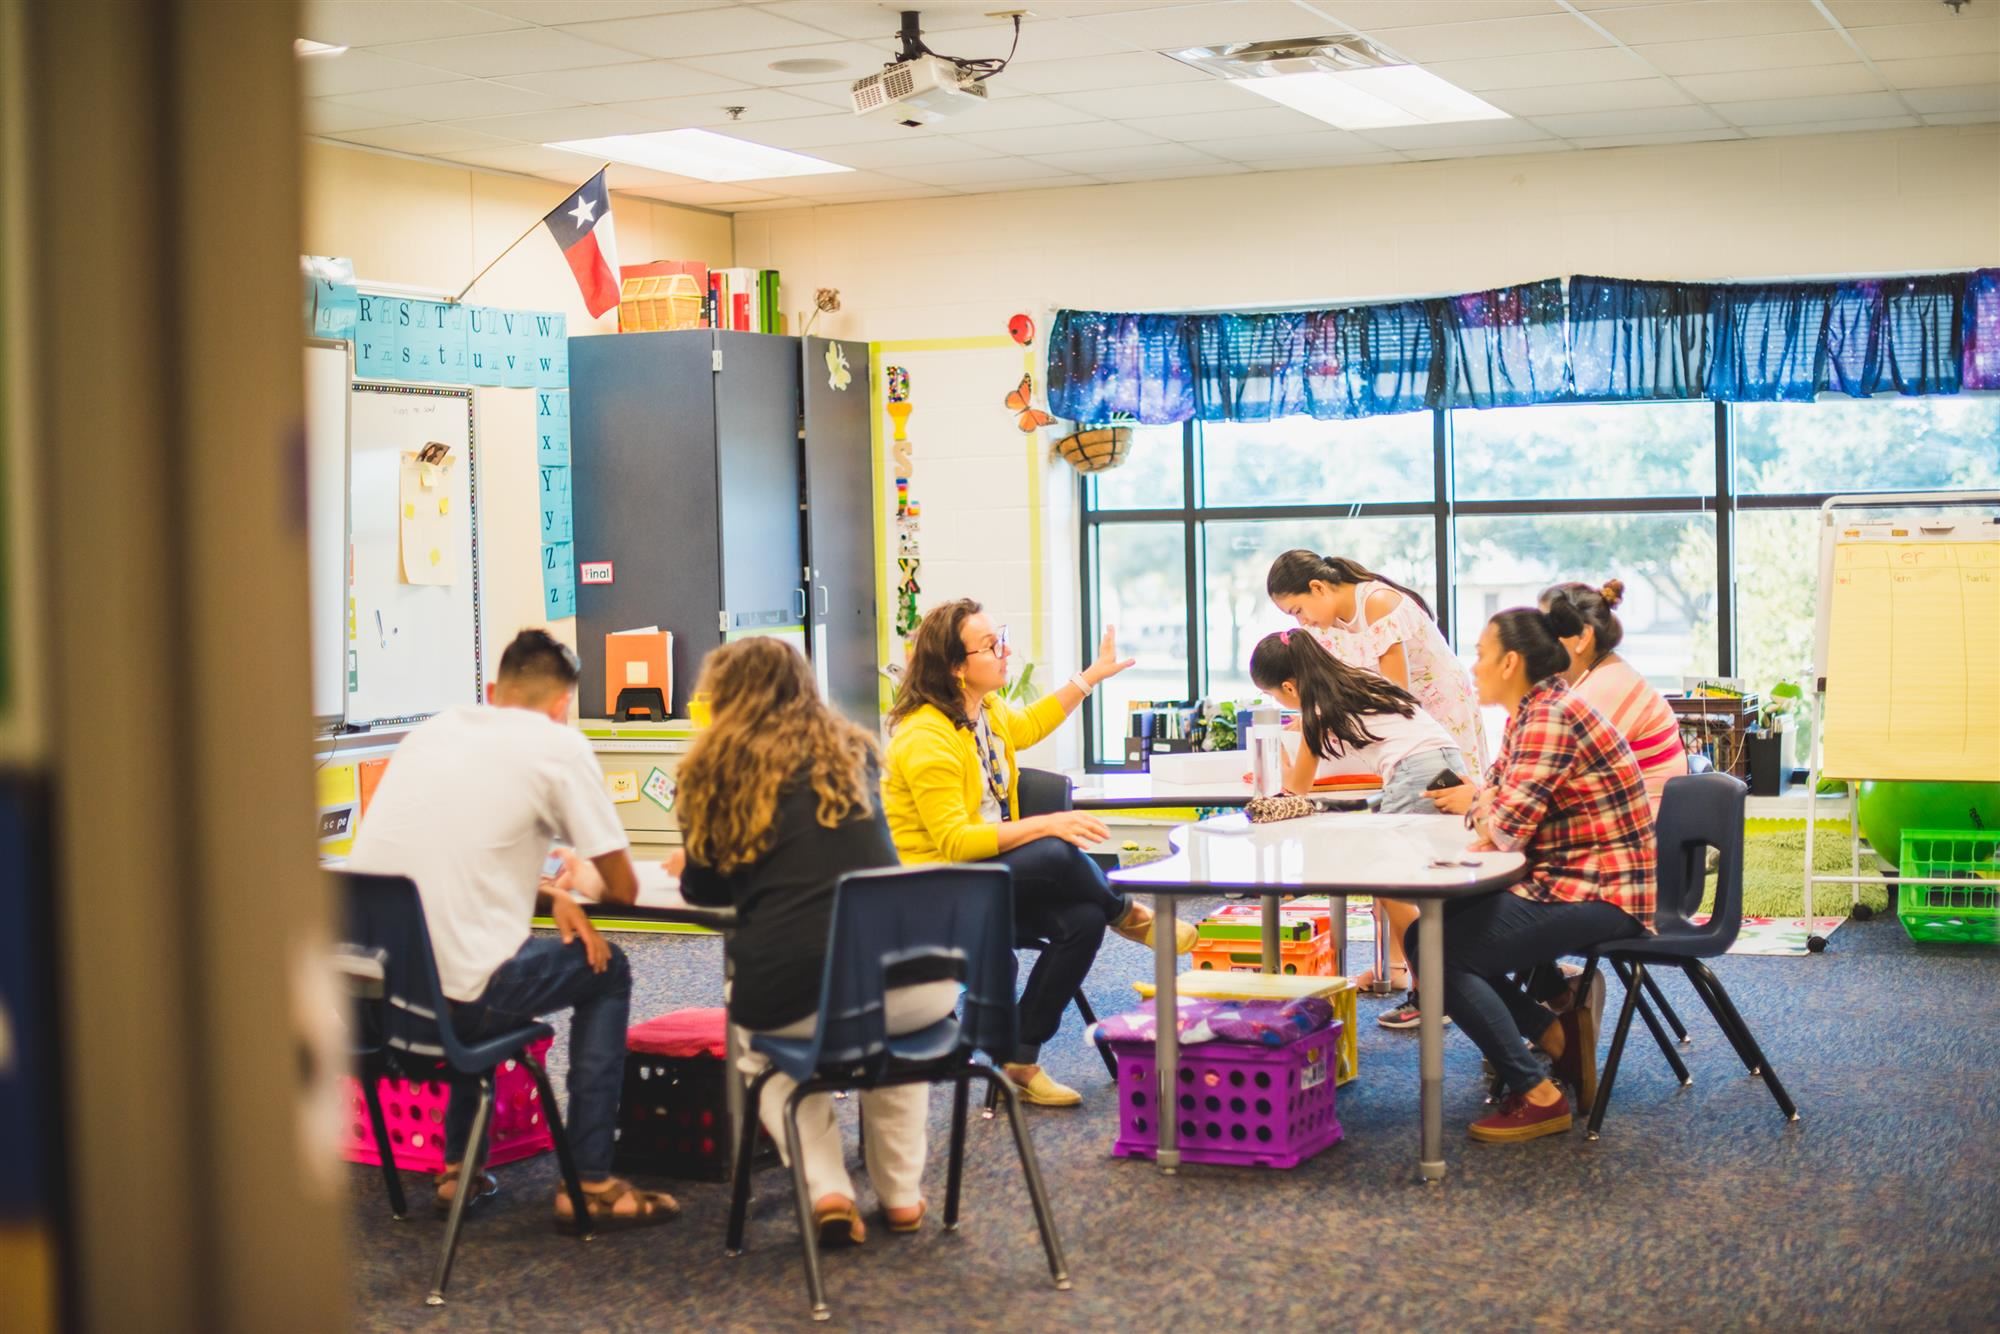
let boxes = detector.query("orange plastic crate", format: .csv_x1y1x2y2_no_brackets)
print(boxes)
1192,929,1335,976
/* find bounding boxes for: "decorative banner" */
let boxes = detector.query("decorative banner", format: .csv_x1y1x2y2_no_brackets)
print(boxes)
886,365,922,640
303,255,359,339
536,390,571,464
351,296,567,390
538,463,572,543
542,541,576,618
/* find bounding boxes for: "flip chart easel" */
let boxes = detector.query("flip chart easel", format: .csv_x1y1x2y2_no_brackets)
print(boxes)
1801,490,2000,950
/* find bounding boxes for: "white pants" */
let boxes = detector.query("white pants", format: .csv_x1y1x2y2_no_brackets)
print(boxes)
735,979,961,1209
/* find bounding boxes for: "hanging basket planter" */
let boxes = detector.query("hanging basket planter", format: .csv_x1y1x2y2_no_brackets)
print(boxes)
1053,422,1133,475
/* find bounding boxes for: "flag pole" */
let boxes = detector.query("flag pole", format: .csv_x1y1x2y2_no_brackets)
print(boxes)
449,162,612,305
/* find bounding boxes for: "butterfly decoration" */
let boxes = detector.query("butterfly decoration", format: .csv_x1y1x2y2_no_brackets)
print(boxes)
1004,373,1055,433
825,340,852,392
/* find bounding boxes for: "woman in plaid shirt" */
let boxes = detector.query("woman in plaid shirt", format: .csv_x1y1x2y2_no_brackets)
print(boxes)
1420,603,1656,1144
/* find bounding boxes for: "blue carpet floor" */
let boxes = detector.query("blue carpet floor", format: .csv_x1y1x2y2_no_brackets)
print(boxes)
347,914,2000,1331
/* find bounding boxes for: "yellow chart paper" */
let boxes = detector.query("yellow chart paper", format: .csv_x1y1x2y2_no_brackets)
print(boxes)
1823,540,2000,781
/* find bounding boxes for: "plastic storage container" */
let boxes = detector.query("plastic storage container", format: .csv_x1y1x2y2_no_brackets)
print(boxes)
1897,828,2000,944
1105,1023,1343,1169
342,1037,554,1173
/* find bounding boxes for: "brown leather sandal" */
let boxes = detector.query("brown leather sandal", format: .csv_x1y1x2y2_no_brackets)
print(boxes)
433,1166,499,1217
553,1178,680,1235
882,1200,926,1235
814,1199,866,1248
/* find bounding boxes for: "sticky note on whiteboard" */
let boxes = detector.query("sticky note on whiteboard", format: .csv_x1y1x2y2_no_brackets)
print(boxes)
606,771,639,804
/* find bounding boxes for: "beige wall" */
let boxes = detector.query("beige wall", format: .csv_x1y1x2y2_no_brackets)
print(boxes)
301,141,733,655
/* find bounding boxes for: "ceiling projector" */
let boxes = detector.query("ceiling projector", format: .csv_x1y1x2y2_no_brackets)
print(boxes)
851,53,990,126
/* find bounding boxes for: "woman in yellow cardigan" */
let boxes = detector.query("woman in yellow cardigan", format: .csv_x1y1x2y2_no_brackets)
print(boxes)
884,599,1196,1108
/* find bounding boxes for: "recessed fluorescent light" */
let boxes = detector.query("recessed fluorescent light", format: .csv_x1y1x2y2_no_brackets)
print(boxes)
1240,67,1508,130
294,37,348,57
546,129,853,183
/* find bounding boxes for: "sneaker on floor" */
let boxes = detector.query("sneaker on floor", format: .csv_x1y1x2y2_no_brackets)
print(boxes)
1005,1066,1082,1107
1376,993,1450,1030
1468,1089,1572,1143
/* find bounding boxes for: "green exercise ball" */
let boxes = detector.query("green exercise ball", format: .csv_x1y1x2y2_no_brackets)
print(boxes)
1854,781,2000,868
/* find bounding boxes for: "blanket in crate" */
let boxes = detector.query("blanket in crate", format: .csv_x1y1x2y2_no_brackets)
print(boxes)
1086,995,1336,1049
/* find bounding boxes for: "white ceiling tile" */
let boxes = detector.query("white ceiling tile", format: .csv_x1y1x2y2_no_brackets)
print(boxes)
676,41,893,87
618,88,846,125
811,136,1002,168
1901,83,2000,113
442,103,671,140
959,174,1098,192
782,79,868,108
1182,128,1391,161
629,181,785,205
1567,126,1746,147
1370,14,1612,63
756,2,1000,40
761,168,923,194
322,78,576,120
1530,103,1729,136
438,143,614,174
1092,160,1253,181
1740,114,1921,135
378,28,650,78
1672,63,1888,100
1001,51,1210,95
1482,77,1692,116
1402,139,1573,160
556,6,847,57
1856,20,2000,60
1236,152,1403,170
1023,141,1228,173
300,48,466,96
304,1,529,47
1313,2,1564,30
1588,1,1832,46
885,156,1091,185
725,114,932,147
925,97,1102,133
1822,0,1970,25
1357,117,1558,148
1921,108,2000,125
964,0,1234,16
1416,47,1656,91
304,99,417,134
965,16,1144,63
1873,53,2000,89
1075,1,1347,49
720,197,813,210
1708,90,1915,125
1632,30,1859,75
799,185,968,203
1046,80,1269,119
471,1,730,23
952,120,1167,154
497,60,749,102
1120,105,1331,141
325,121,522,153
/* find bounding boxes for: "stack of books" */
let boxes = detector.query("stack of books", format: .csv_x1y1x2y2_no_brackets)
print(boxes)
709,267,782,333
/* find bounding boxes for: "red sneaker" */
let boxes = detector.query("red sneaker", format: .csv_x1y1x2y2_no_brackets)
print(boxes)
1469,1089,1573,1143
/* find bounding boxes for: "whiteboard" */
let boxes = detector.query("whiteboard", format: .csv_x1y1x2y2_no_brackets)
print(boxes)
346,384,482,727
304,342,350,724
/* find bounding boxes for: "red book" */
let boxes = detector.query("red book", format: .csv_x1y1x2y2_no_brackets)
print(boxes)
732,291,750,332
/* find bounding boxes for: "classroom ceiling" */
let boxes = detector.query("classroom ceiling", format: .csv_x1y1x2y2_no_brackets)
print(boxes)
302,0,2000,211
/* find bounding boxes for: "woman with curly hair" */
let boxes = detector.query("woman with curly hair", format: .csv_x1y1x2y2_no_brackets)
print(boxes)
674,637,955,1249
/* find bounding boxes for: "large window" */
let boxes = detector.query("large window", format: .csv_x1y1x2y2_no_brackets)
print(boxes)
1078,394,2000,766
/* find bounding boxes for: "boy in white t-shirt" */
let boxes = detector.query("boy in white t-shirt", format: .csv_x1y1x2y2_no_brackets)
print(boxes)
349,630,676,1232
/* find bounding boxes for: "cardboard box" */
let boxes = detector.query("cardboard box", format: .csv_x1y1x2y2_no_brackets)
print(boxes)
604,628,672,719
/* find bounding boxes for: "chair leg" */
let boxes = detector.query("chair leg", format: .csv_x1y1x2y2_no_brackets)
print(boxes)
520,1049,593,1241
972,1065,1070,1292
944,1074,970,1232
360,1067,407,1220
780,1085,832,1322
1611,959,1690,1087
426,1078,493,1306
1688,961,1798,1122
1586,962,1647,1141
727,1068,779,1255
1638,966,1690,1046
1679,962,1761,1075
1074,990,1117,1079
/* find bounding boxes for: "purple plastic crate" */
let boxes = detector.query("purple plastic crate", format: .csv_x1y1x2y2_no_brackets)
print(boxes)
1105,1022,1343,1169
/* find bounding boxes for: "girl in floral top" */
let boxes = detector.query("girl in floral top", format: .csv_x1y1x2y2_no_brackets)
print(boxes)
1422,604,1656,1145
1267,550,1489,1028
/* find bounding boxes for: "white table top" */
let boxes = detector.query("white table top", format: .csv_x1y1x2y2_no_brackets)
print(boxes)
1070,773,1255,809
1108,811,1525,898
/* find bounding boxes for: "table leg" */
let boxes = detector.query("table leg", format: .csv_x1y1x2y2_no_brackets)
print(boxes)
1154,895,1179,1174
1365,901,1398,995
723,950,746,1175
1416,898,1446,1182
1329,895,1347,976
1260,894,1280,974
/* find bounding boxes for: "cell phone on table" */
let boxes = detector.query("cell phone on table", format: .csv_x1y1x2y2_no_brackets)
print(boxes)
542,850,566,879
1425,768,1465,792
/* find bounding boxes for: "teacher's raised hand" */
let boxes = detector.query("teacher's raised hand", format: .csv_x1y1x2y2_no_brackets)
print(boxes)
1086,625,1138,687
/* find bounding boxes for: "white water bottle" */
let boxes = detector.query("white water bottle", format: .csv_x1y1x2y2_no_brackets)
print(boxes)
1249,707,1284,798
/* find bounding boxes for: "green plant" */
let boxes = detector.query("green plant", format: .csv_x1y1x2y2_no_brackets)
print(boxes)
1000,662,1041,707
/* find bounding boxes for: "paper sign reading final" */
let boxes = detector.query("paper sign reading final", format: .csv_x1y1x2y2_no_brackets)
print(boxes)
580,561,614,585
606,771,640,804
398,454,457,585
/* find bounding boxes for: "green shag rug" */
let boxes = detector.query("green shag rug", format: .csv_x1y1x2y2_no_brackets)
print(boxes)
1700,822,1891,919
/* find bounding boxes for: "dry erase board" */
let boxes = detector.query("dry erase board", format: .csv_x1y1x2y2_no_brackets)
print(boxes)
345,384,482,727
1817,508,2000,782
303,341,350,724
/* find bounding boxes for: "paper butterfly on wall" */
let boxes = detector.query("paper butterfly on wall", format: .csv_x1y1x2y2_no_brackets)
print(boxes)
825,341,851,392
1005,374,1055,433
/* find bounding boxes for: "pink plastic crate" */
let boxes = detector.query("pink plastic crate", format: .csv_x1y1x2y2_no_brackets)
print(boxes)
1105,1024,1342,1169
341,1037,555,1173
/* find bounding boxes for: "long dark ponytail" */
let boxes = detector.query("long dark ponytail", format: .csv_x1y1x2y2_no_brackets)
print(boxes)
1265,549,1435,624
1489,603,1582,684
1249,630,1418,760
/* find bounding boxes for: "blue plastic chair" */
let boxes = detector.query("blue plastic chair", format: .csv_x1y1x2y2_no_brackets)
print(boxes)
335,871,595,1305
1577,774,1800,1139
723,865,1070,1322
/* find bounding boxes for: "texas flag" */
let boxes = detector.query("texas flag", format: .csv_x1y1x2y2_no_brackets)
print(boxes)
543,168,621,318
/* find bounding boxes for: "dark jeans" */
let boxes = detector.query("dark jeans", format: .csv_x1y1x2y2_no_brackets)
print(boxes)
444,934,631,1179
993,837,1125,1064
1404,892,1642,1098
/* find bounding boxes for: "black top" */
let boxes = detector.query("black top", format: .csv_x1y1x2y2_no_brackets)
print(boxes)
681,763,947,1031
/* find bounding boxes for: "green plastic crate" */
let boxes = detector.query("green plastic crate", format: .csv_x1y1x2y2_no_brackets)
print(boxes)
1897,829,2000,945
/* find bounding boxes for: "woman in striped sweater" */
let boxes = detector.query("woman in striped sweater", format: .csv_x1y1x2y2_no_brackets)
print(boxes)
1537,580,1688,814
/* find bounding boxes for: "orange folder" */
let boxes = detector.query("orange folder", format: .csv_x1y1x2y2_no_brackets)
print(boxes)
603,629,672,719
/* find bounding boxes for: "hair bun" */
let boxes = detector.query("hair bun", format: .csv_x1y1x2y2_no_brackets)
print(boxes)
1600,579,1625,608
